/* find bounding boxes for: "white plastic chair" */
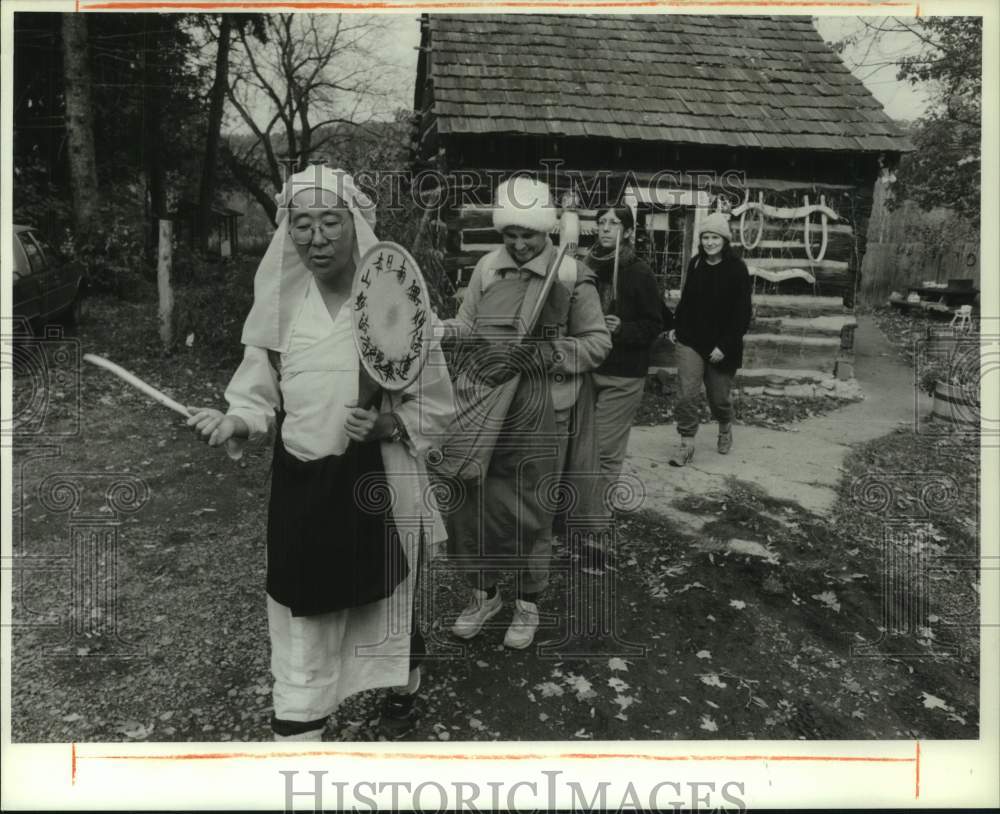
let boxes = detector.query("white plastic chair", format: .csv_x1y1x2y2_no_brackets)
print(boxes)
950,304,973,333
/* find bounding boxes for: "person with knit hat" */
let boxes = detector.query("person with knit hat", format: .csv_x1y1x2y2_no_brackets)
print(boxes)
185,165,455,741
667,210,752,466
440,176,611,650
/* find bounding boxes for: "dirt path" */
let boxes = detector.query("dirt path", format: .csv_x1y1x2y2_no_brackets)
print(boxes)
626,315,931,521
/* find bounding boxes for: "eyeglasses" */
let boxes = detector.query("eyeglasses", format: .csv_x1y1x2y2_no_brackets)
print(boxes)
288,217,346,245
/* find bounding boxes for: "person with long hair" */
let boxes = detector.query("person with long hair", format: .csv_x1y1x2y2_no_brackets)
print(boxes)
667,212,752,466
583,205,663,494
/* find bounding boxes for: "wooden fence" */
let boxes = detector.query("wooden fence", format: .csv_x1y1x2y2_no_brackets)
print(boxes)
859,174,980,305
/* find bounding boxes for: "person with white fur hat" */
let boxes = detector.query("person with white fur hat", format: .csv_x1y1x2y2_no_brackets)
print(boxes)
440,175,611,650
667,210,752,466
185,165,455,741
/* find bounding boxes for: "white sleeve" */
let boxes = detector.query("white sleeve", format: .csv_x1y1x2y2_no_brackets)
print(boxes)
388,321,456,460
223,346,280,459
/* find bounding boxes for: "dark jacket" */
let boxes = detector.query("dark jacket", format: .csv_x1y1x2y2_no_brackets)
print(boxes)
583,246,663,378
673,253,752,371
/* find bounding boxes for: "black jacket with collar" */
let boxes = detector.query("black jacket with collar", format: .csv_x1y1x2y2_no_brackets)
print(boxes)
673,253,752,371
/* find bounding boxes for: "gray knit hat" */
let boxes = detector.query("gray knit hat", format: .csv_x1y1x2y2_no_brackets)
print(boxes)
699,212,732,241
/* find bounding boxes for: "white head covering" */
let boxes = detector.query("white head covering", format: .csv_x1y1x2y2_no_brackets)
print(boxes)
493,176,557,234
241,165,378,352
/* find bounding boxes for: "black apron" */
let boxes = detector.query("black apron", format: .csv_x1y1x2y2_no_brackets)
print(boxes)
265,370,408,617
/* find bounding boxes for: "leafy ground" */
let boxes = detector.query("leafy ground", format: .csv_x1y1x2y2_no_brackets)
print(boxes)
9,295,979,742
634,382,847,430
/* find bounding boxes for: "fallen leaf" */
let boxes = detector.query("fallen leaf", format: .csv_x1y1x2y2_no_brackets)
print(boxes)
116,720,151,739
564,674,597,701
608,677,630,693
695,650,712,660
729,599,747,610
699,715,718,732
812,591,841,612
700,674,728,689
535,682,564,698
61,713,82,723
608,658,630,672
921,692,951,711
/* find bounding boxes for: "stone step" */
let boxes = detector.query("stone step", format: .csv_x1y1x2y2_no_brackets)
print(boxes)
745,333,841,347
665,293,850,321
647,366,863,400
650,336,842,374
751,315,858,335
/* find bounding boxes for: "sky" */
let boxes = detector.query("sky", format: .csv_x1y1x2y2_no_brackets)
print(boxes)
813,16,932,122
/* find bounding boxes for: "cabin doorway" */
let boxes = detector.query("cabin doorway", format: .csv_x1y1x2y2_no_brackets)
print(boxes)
638,205,693,293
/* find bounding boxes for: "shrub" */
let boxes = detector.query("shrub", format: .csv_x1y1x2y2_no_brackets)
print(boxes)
172,255,258,367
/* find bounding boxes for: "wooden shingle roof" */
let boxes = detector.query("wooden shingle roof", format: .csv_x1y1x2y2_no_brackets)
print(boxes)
425,14,911,153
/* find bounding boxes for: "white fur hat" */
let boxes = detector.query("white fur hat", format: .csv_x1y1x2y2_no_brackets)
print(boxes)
699,211,732,241
493,177,557,234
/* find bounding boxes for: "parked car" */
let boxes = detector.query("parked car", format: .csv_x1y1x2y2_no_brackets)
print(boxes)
12,224,85,332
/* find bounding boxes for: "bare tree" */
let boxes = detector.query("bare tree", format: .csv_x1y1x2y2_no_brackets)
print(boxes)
196,13,267,252
223,13,399,224
61,13,101,234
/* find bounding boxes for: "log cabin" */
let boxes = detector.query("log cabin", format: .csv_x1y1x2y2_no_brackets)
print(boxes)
411,13,913,387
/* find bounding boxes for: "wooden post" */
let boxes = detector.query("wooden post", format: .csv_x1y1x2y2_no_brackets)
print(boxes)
157,219,174,349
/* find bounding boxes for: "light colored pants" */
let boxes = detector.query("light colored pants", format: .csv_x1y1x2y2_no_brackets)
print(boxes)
268,597,349,723
593,373,646,486
674,342,734,437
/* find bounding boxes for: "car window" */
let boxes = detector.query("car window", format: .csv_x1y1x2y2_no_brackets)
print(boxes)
18,233,45,274
13,234,31,276
30,232,60,265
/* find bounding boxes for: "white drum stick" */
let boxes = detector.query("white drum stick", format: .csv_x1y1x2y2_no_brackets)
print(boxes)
83,353,192,418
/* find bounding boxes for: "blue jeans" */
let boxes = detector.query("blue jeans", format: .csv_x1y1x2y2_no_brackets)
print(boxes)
674,342,734,437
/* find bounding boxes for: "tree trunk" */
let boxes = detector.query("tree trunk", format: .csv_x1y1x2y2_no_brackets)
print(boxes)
223,145,277,225
61,14,101,235
158,219,175,349
143,21,166,222
198,15,232,253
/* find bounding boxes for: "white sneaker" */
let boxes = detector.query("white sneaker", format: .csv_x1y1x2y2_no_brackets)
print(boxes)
452,588,502,639
503,599,539,650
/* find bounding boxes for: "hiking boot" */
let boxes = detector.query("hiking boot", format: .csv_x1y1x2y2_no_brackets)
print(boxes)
668,438,694,467
452,588,502,639
717,424,733,454
378,691,419,740
503,599,539,650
